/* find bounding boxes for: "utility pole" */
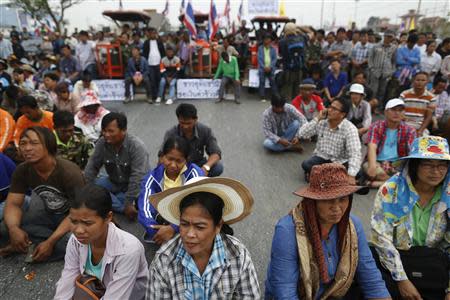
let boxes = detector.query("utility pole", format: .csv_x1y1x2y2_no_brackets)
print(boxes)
320,0,325,28
354,0,360,28
416,0,422,15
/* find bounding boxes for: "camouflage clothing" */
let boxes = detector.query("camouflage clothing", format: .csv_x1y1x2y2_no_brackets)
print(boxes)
54,131,93,169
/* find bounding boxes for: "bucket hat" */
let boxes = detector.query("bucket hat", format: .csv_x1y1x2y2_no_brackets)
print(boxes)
399,136,450,161
149,177,254,225
299,78,316,89
347,83,365,96
294,163,367,200
78,91,101,108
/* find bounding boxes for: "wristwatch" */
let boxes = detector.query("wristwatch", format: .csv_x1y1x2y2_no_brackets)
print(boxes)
203,165,211,172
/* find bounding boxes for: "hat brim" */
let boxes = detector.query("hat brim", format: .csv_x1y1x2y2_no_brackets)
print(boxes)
149,177,254,225
299,84,316,89
294,184,367,200
398,154,450,161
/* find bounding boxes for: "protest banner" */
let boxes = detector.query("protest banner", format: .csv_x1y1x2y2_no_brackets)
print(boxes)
177,79,221,99
93,80,125,101
248,0,279,15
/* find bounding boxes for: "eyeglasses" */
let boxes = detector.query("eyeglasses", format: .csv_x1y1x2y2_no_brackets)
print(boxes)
420,162,449,172
328,105,343,112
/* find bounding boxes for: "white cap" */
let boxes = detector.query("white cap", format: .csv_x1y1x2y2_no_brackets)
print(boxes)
385,98,405,110
348,83,365,95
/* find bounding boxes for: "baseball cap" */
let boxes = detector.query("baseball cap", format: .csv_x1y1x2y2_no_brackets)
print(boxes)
385,98,405,110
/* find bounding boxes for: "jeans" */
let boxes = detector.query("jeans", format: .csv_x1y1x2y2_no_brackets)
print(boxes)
281,69,302,101
301,156,332,177
263,120,300,152
125,76,151,98
0,195,30,222
159,77,177,99
369,74,390,109
259,69,278,99
148,65,161,99
95,176,126,213
83,63,97,80
196,157,224,177
218,76,240,101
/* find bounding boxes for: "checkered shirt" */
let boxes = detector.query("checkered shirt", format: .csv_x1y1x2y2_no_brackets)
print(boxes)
298,118,362,176
146,234,260,300
351,42,372,64
262,103,307,143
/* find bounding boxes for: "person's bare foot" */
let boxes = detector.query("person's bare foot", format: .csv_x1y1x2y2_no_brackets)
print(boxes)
0,244,16,257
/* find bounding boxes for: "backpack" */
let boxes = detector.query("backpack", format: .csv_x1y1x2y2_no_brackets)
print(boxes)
285,35,306,71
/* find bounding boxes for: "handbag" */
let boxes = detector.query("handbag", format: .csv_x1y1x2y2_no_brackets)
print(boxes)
73,274,106,300
394,227,449,292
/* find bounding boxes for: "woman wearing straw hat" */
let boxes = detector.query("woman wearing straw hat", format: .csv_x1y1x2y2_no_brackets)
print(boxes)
146,177,260,299
370,136,450,300
265,163,391,300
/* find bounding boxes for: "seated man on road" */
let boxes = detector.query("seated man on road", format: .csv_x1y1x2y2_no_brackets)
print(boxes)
157,45,181,105
84,112,150,221
13,95,54,146
162,103,224,177
342,71,378,112
53,110,92,169
346,83,372,137
214,51,241,104
263,94,307,152
400,71,436,136
124,46,151,104
363,98,416,188
323,59,348,104
298,97,361,182
0,127,84,261
0,153,16,222
291,78,325,121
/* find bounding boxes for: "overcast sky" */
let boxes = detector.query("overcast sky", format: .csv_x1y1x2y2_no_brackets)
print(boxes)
64,0,448,32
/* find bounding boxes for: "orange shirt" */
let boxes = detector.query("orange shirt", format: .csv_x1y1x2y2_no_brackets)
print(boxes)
0,108,15,152
14,110,54,145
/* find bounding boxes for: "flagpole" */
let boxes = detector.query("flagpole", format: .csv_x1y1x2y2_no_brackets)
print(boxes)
320,0,325,28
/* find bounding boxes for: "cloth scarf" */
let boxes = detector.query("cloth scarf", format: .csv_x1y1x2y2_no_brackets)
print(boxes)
381,163,450,224
291,203,358,300
76,106,108,125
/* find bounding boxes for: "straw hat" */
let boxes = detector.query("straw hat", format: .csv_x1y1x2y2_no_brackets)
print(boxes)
399,136,450,161
149,177,254,225
294,163,367,200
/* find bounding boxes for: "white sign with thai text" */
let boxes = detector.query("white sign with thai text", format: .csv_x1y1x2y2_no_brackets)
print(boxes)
93,80,125,101
177,79,221,99
248,0,279,15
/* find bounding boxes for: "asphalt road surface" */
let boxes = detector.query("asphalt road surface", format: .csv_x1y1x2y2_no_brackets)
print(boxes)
0,92,377,299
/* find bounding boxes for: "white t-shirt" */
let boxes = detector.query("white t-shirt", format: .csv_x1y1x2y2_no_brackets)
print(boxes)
148,40,161,66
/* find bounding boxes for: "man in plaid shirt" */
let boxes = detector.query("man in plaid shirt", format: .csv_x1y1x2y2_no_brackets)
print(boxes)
363,98,416,188
350,30,372,78
298,97,361,183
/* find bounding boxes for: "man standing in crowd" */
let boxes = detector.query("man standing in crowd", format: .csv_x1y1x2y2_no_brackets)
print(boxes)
363,98,416,188
214,52,241,104
157,45,181,105
124,46,151,104
177,31,191,77
59,45,80,84
279,22,307,100
263,95,306,152
75,31,97,79
298,97,361,183
395,34,420,88
346,83,372,136
291,79,324,121
162,103,224,177
53,110,92,169
84,112,150,221
350,29,371,78
326,27,352,70
400,72,436,136
368,29,396,109
0,127,84,261
143,27,165,102
0,33,13,59
258,34,278,102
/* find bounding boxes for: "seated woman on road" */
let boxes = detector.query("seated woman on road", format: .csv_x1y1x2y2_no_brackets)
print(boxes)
370,136,450,300
54,184,148,300
265,163,391,300
147,177,260,299
138,136,203,245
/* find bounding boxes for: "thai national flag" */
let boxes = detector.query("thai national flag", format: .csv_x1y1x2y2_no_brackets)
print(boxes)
223,0,230,27
208,0,219,41
237,0,243,22
162,0,169,16
183,0,197,38
180,0,185,15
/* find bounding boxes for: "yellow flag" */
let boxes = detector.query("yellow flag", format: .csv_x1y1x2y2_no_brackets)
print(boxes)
279,0,286,16
409,17,415,30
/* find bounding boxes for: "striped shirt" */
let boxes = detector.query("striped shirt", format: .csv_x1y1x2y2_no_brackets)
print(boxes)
400,88,436,130
368,42,397,78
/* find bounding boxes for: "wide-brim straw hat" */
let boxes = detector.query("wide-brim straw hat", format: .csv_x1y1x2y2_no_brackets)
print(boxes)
149,177,254,225
399,136,450,161
294,163,367,200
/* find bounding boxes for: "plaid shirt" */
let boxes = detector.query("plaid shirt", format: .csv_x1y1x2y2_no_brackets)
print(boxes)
177,235,227,300
351,42,372,64
365,120,417,158
262,104,307,143
298,118,362,176
147,234,260,300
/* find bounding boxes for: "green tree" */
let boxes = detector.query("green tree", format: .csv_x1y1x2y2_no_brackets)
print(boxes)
8,0,83,33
